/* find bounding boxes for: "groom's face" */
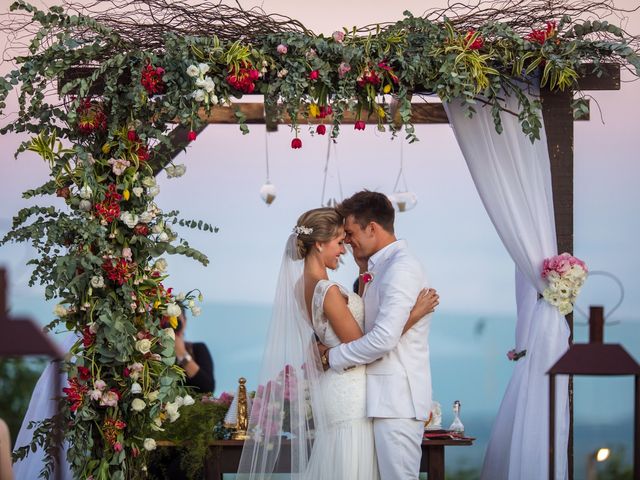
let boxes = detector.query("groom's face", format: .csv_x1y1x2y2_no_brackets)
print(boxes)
344,215,375,261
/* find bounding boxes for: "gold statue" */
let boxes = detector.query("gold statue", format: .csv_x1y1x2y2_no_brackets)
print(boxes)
224,377,250,440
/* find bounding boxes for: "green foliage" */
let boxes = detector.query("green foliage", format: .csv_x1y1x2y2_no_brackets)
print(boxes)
0,357,47,446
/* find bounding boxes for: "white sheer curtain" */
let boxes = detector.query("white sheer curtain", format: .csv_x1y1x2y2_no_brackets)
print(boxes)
444,89,570,480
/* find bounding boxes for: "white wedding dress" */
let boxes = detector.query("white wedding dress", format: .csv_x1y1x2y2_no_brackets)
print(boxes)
304,280,380,480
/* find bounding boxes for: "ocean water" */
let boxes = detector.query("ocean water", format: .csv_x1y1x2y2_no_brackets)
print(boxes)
9,296,639,477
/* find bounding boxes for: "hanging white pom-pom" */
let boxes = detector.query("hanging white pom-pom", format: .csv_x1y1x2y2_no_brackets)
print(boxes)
260,182,277,205
388,191,417,212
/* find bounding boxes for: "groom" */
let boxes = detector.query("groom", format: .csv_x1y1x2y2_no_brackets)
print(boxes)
321,190,435,480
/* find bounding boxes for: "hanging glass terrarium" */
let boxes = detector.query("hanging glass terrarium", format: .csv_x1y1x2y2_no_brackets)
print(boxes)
388,135,417,212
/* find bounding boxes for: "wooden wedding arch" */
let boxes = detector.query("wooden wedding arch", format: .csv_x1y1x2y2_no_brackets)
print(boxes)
1,0,638,478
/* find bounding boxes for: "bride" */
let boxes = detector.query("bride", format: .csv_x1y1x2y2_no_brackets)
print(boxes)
237,207,437,479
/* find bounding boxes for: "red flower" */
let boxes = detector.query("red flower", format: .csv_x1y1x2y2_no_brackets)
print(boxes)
318,105,332,118
141,64,166,95
94,184,122,224
63,377,88,412
56,186,71,199
123,367,130,378
309,70,320,80
102,257,134,286
76,99,107,135
354,120,366,131
291,138,302,149
464,30,484,50
131,446,140,457
82,325,95,348
527,21,557,45
187,130,197,141
127,130,138,142
226,62,260,94
78,366,91,381
137,145,149,163
360,272,373,284
316,124,326,135
134,223,149,236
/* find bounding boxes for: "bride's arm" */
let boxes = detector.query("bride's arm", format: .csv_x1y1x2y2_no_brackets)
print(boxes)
402,288,439,334
323,286,364,343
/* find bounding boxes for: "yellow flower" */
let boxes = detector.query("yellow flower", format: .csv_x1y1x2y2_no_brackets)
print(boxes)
123,189,130,201
101,143,111,154
383,84,392,94
168,316,178,329
377,106,386,119
308,103,320,118
153,299,161,309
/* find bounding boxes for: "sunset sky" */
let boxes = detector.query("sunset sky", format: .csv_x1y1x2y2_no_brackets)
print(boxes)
0,0,638,326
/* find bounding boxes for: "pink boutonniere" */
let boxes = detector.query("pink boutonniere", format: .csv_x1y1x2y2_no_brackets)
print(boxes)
360,272,374,285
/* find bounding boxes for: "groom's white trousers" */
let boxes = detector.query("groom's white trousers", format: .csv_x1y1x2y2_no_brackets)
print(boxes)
373,417,425,480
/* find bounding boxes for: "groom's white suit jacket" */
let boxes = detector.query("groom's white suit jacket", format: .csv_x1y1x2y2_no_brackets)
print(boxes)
330,240,432,420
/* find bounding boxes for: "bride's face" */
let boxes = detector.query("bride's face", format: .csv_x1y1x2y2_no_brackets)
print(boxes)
319,229,346,270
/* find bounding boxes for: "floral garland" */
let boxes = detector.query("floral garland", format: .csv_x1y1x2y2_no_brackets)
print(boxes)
541,253,588,315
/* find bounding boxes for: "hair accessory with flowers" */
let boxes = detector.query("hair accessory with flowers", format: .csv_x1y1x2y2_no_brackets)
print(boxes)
541,252,588,315
293,225,313,236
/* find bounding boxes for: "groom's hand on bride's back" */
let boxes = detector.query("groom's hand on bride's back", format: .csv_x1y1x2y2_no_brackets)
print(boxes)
317,342,331,371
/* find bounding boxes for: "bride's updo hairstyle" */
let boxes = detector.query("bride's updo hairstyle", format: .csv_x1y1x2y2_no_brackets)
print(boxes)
294,208,343,259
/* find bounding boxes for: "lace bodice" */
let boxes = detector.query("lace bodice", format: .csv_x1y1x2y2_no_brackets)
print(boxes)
311,280,364,348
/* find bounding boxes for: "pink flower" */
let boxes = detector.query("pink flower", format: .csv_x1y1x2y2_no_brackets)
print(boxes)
309,70,320,81
122,247,132,261
354,120,366,131
100,389,120,407
316,124,326,135
187,130,197,141
291,138,302,149
337,62,351,79
332,30,345,43
94,379,107,391
113,442,123,452
276,44,288,54
506,349,516,361
108,158,131,176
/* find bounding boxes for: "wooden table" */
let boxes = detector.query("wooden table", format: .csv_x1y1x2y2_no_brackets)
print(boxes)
203,436,474,479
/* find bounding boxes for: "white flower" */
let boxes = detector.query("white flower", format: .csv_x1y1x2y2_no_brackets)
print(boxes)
166,303,181,317
143,438,157,451
94,379,107,391
173,165,186,177
136,338,152,354
163,328,175,341
151,416,164,431
152,223,164,234
187,299,195,309
89,322,98,334
182,394,195,406
139,211,154,224
203,77,215,93
195,77,208,88
191,306,202,317
165,401,180,422
132,187,144,198
147,185,160,197
147,390,159,402
79,185,93,199
210,94,219,105
154,258,168,272
141,176,156,188
79,199,92,211
192,89,206,102
186,65,200,77
158,231,169,242
54,304,69,317
89,389,102,401
120,212,139,229
277,68,288,78
198,63,210,75
90,275,105,288
130,382,142,395
176,292,186,301
131,398,146,412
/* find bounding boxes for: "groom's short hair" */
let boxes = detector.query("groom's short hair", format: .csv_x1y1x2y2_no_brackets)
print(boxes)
337,190,395,233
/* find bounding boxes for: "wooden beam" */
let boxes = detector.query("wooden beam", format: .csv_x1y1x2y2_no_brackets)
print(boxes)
541,86,574,480
576,63,620,91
